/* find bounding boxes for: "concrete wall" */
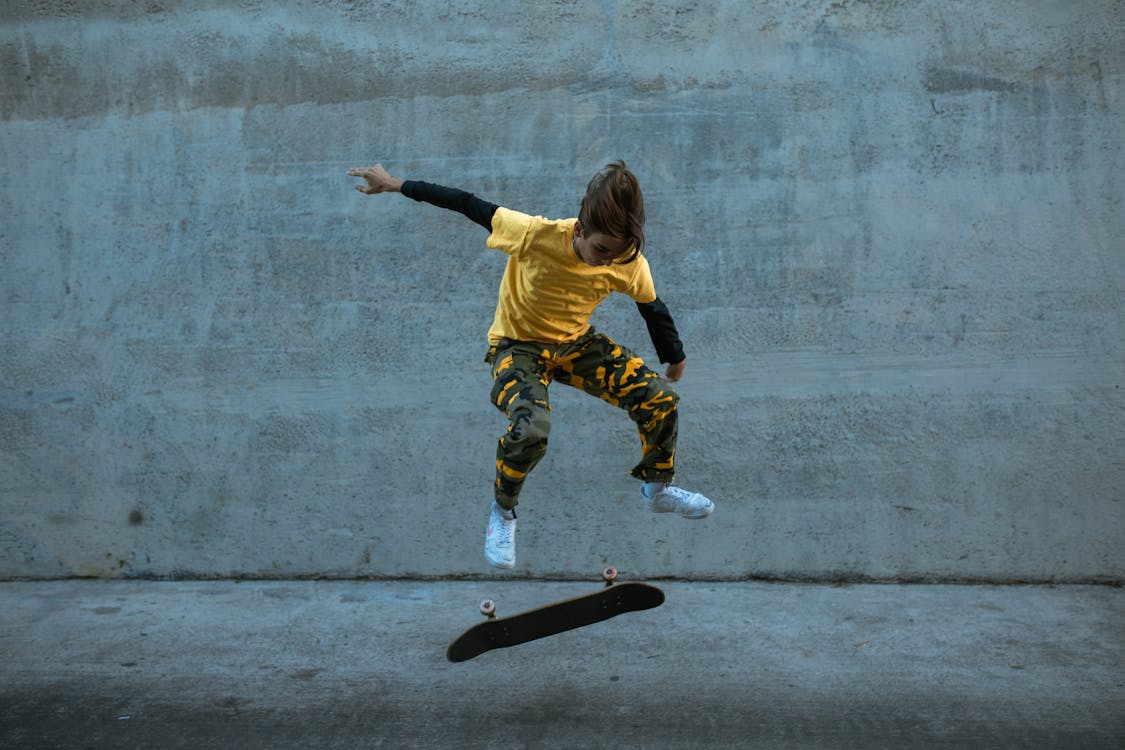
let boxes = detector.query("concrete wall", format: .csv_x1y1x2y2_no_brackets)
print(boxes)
2,1,1122,581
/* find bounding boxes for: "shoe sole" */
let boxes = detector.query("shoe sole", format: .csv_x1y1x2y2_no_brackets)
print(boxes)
485,554,515,569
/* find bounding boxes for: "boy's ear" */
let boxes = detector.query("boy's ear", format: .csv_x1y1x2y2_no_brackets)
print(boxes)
573,219,584,237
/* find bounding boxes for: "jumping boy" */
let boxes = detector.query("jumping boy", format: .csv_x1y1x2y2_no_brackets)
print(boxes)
348,160,714,569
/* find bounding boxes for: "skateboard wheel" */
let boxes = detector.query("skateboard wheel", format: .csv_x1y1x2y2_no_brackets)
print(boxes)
602,567,618,585
480,599,497,618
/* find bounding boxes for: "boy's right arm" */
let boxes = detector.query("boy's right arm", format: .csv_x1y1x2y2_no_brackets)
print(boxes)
348,163,404,194
348,163,498,231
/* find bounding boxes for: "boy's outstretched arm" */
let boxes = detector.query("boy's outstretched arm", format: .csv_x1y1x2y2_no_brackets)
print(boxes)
349,163,404,194
348,162,498,231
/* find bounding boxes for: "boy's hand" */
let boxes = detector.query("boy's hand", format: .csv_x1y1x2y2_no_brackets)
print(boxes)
348,163,404,194
665,359,686,383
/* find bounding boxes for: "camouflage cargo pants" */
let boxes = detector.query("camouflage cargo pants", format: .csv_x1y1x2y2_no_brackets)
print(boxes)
486,329,679,510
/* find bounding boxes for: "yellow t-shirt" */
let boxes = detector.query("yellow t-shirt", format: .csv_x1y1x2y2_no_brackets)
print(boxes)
485,207,658,345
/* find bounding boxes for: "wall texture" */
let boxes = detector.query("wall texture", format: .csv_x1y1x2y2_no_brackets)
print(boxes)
2,1,1122,581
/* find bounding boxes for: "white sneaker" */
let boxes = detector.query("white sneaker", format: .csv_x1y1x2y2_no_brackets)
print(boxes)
485,502,517,569
643,483,714,519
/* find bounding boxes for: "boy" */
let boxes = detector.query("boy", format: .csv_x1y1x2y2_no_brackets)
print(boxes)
348,160,714,569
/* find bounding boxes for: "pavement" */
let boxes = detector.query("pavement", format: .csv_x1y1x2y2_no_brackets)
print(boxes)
1,579,1123,749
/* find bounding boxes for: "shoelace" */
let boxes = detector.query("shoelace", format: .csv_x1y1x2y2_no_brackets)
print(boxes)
493,515,515,546
664,486,702,510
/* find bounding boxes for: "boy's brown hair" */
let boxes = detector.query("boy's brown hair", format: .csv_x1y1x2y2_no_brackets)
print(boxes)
578,160,645,263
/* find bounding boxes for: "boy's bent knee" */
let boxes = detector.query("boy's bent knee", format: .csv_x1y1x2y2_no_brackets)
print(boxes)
506,398,552,447
634,378,679,412
626,381,679,433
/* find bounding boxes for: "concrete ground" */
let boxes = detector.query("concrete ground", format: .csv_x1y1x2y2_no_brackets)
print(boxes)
1,579,1122,749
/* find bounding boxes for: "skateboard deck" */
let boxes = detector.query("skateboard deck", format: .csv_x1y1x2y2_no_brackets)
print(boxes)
447,567,664,662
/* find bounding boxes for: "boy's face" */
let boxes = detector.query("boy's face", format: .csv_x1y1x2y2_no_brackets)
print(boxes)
572,220,631,267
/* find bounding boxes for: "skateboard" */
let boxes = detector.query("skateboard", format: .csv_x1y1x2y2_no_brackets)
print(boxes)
446,567,664,662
